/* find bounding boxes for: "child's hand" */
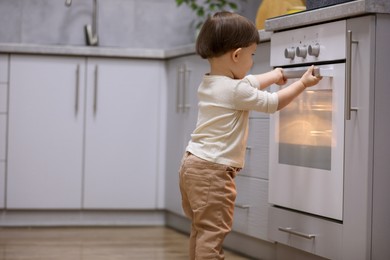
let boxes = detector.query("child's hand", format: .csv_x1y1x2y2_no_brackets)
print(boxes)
273,68,287,86
299,65,322,88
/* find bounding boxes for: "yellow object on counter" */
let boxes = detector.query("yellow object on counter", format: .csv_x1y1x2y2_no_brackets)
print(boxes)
256,0,306,30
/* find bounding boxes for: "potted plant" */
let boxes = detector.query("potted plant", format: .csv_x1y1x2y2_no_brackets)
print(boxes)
175,0,243,30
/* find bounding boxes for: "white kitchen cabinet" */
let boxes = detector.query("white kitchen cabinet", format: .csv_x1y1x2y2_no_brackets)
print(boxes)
7,55,163,209
233,176,269,240
83,58,163,209
8,55,85,209
240,118,269,180
164,54,207,216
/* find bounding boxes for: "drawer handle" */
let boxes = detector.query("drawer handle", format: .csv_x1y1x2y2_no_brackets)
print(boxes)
235,203,251,209
278,227,316,240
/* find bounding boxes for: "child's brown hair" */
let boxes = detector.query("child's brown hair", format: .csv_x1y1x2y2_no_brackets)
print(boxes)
196,11,260,59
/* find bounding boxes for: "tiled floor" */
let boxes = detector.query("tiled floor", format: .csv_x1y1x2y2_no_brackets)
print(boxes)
0,226,251,259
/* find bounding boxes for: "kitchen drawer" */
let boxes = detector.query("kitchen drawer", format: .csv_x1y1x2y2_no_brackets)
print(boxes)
241,118,269,179
233,176,269,240
0,54,8,83
0,115,6,160
268,206,343,260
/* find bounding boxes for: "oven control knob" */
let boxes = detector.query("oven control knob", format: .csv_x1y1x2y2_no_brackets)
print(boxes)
284,47,295,59
296,46,308,58
308,44,320,57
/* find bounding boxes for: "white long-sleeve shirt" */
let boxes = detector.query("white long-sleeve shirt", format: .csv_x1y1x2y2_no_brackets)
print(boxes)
186,74,279,168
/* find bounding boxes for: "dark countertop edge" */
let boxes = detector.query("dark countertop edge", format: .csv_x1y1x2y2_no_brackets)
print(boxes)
264,0,383,32
0,31,270,59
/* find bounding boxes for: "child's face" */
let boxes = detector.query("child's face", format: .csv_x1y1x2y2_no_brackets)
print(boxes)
232,43,257,79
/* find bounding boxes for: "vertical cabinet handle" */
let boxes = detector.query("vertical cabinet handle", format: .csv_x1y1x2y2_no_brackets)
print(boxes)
345,30,358,120
183,64,191,112
176,65,184,112
75,64,80,115
176,63,191,113
93,65,99,115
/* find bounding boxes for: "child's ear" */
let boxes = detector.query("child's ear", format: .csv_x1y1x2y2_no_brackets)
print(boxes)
231,48,242,62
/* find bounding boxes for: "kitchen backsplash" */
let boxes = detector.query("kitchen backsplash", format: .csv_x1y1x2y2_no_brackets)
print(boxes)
0,0,261,49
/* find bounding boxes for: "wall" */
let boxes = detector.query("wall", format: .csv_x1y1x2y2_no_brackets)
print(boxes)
0,0,262,49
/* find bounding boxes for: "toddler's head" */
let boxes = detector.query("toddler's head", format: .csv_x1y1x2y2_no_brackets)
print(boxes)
196,11,260,59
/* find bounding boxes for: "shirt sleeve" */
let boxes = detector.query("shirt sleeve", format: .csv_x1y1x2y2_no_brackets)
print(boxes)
232,75,279,113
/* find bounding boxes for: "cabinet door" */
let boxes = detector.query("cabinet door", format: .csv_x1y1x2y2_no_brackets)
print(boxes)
240,118,270,180
343,15,376,260
165,55,207,215
7,55,85,209
83,58,162,209
233,176,269,240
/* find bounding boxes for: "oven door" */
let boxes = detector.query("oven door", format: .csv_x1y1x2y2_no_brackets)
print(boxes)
269,63,345,221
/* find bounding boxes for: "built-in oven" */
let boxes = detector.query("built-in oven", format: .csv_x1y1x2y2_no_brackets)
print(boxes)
269,20,351,221
267,15,388,260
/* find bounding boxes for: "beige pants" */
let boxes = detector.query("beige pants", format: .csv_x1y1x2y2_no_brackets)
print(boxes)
179,152,239,260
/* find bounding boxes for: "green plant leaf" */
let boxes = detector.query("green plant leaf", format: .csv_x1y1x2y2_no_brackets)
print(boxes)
228,2,238,10
197,7,205,17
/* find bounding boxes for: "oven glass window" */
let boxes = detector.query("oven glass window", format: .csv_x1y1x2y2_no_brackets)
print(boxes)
278,82,332,170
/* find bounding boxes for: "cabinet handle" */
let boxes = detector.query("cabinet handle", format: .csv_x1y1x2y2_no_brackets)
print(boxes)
75,64,80,115
176,65,184,112
183,64,191,112
235,203,251,209
176,64,191,113
93,65,99,115
278,227,316,239
345,30,358,120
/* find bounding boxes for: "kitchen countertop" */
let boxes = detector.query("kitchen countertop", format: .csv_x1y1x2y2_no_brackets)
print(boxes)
0,30,271,59
265,0,390,31
0,43,196,60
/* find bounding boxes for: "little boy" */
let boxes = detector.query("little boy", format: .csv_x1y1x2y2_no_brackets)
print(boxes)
179,11,321,259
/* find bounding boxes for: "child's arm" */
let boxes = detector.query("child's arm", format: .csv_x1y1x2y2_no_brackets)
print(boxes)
276,65,321,110
254,68,286,90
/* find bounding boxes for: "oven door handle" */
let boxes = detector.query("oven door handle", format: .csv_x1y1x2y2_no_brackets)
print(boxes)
282,66,334,79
